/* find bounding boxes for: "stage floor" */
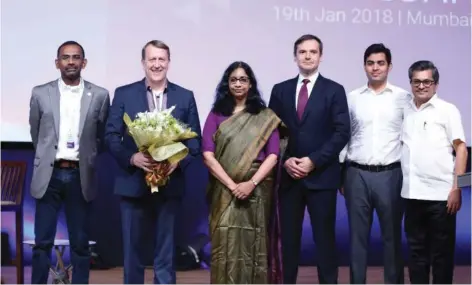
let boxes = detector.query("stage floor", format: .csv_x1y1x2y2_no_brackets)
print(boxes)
1,266,471,284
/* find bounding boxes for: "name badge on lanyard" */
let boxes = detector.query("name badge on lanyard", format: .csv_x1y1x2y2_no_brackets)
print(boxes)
66,129,75,149
65,107,77,149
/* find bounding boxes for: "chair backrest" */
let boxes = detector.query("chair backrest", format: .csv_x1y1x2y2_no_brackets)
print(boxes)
1,161,27,206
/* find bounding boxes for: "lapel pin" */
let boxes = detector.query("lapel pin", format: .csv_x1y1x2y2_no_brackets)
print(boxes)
87,92,92,96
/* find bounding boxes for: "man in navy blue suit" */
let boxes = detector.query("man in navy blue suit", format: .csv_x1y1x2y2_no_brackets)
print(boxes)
268,34,351,284
105,40,202,284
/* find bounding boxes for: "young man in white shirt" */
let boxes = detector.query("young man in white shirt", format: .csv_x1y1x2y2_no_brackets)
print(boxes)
401,60,468,284
340,43,409,284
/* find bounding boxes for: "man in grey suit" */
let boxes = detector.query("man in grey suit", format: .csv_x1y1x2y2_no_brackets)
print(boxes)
28,41,110,284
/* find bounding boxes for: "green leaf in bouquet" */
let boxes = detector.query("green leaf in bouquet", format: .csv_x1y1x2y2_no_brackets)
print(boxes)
123,113,133,126
177,131,198,141
148,142,189,164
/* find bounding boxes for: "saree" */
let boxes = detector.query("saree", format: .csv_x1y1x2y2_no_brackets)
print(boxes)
207,108,284,284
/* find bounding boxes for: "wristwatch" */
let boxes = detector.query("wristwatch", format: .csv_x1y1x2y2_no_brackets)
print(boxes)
251,179,258,186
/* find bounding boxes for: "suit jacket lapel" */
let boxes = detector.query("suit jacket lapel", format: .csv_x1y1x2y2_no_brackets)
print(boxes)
165,82,178,113
49,81,61,139
138,78,150,112
287,77,299,124
300,75,326,124
78,81,93,138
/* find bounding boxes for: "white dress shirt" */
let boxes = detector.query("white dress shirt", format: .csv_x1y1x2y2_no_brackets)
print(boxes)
56,78,84,161
295,71,319,109
401,94,466,201
340,83,410,165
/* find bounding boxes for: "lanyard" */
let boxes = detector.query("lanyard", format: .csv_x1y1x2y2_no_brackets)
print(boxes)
152,91,163,112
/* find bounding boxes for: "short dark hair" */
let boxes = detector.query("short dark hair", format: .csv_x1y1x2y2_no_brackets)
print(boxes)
364,43,392,65
408,60,440,84
293,34,323,56
211,61,266,116
141,40,171,60
57,41,85,58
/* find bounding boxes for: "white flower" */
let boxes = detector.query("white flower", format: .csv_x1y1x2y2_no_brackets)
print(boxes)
126,105,193,140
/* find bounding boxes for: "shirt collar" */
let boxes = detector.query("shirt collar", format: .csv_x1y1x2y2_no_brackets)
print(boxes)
360,82,394,94
298,71,319,85
409,93,439,110
145,78,168,94
428,93,439,106
58,77,84,93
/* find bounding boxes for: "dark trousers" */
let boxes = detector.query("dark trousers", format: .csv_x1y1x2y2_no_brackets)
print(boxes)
404,198,456,284
344,165,404,284
279,181,338,284
32,168,91,284
120,194,180,284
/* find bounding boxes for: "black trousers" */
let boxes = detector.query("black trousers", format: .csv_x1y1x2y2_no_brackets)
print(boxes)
404,198,456,284
279,180,338,284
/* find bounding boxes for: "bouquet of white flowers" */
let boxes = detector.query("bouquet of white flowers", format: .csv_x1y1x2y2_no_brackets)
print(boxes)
123,106,197,193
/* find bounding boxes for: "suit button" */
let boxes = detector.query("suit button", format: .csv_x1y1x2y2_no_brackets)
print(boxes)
50,163,54,167
54,145,57,149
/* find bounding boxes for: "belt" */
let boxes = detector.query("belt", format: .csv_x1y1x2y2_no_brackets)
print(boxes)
349,161,400,172
54,160,79,169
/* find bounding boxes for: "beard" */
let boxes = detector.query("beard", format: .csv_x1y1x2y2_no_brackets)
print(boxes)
62,70,81,82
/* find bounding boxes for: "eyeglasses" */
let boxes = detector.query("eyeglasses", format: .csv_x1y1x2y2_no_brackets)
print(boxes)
411,79,435,87
229,77,250,85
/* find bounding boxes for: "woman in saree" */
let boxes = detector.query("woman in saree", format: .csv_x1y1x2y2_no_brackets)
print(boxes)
202,61,283,284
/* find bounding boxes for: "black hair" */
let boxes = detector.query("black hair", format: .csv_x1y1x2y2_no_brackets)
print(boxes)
363,43,392,65
408,60,440,83
211,61,266,116
57,41,85,58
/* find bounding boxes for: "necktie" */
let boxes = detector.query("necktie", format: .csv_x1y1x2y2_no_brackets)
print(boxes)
297,79,310,120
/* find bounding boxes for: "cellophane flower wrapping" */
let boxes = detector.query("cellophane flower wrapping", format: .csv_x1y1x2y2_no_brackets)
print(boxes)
123,106,197,193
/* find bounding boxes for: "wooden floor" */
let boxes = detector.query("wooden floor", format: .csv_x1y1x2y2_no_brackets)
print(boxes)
1,265,471,284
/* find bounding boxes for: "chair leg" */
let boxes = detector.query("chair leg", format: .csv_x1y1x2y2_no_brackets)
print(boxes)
15,210,24,284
